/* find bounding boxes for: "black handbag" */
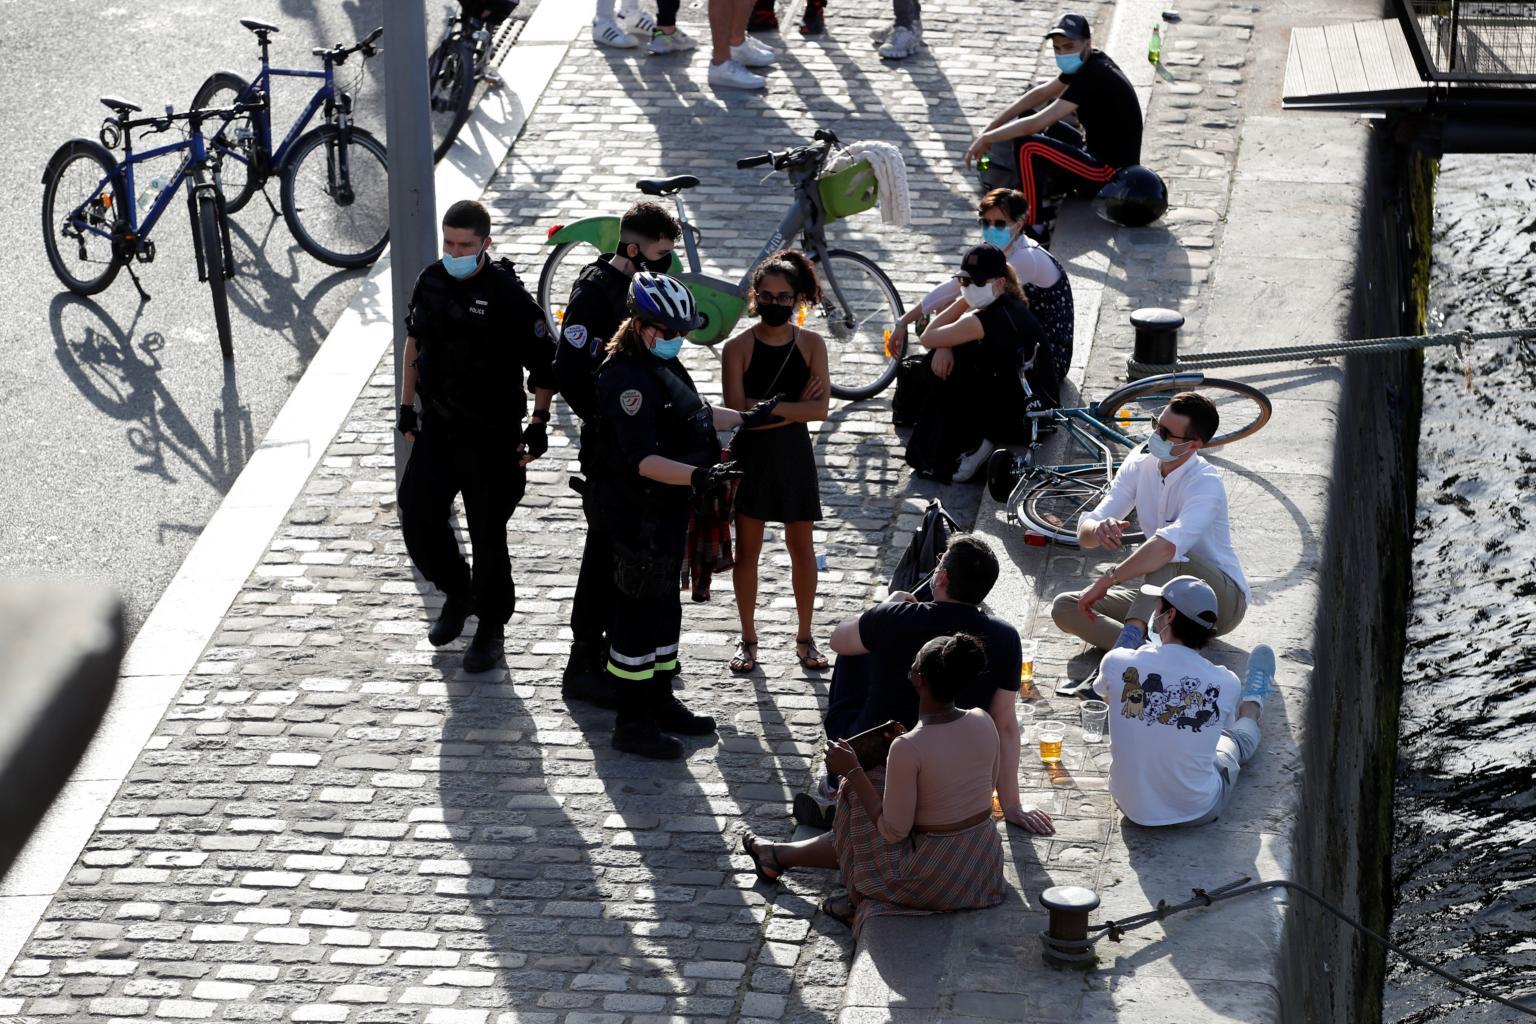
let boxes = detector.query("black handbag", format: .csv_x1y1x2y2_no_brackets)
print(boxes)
892,351,933,428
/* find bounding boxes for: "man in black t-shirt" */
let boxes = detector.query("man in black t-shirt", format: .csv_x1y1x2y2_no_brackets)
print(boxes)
963,13,1143,243
817,534,1055,835
554,201,682,707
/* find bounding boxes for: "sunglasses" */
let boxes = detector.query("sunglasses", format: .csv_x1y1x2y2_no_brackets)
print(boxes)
956,273,995,287
977,217,1011,229
1154,423,1193,442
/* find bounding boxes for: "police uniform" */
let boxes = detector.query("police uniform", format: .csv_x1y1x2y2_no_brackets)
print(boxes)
399,256,557,628
553,256,630,662
593,348,720,689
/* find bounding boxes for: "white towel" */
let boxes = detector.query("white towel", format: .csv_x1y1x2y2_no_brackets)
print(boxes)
826,140,911,227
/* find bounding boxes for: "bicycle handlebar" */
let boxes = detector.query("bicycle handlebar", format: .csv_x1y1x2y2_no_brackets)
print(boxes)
736,153,773,169
313,25,383,63
736,128,842,173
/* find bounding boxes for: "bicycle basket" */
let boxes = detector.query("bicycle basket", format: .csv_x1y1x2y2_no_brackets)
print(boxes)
818,160,879,222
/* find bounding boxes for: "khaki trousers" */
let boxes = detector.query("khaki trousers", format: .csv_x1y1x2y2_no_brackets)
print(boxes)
1051,554,1247,651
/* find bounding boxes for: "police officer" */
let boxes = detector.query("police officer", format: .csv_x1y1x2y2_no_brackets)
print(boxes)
595,273,779,759
397,199,558,672
554,201,682,708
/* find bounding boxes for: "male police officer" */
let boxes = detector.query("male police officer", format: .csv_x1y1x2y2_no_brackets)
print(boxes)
398,199,558,672
554,201,682,706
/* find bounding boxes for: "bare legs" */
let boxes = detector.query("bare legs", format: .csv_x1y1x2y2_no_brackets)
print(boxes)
709,0,752,64
758,831,840,872
733,515,821,664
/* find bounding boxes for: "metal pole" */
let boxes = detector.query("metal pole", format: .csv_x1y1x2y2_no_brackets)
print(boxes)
383,0,438,484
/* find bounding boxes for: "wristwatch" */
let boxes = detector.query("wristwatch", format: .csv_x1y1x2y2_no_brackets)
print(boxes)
529,409,551,425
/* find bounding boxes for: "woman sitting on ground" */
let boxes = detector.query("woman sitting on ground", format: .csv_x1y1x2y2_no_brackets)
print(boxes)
905,243,1055,482
890,188,1075,384
740,633,1007,936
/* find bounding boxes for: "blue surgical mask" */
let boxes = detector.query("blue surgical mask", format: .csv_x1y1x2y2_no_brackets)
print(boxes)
1146,433,1189,463
982,226,1014,250
442,249,483,279
1055,51,1085,74
652,336,685,360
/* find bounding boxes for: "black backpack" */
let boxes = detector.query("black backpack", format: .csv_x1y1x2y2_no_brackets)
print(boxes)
889,499,960,600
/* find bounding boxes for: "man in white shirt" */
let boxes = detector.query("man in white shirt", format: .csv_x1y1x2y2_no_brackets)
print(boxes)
1051,392,1249,651
1092,576,1276,827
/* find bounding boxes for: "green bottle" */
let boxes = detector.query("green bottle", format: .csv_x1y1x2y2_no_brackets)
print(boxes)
1148,25,1162,64
978,153,992,173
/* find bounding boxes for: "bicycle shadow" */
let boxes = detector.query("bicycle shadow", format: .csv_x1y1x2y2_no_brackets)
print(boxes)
49,293,254,492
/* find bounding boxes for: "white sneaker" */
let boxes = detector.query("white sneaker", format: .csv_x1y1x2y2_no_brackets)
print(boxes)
953,439,997,483
592,17,639,48
708,58,767,90
647,27,697,54
878,24,923,59
869,22,893,44
616,6,656,35
730,37,777,67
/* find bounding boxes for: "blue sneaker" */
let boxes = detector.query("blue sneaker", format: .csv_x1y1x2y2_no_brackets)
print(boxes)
1113,623,1145,650
1241,644,1276,706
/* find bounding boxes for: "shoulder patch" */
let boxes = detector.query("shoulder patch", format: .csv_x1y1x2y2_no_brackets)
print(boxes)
534,319,549,338
564,324,588,348
619,389,644,416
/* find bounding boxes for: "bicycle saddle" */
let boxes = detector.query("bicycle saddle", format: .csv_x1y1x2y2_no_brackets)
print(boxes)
636,175,700,196
240,17,279,34
100,96,142,115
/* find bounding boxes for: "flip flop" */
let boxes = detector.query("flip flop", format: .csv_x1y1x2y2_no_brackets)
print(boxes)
741,832,781,884
729,638,759,674
795,638,829,671
820,893,855,928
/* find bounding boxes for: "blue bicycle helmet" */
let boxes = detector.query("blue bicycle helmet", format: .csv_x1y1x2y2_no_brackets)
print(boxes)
628,272,702,335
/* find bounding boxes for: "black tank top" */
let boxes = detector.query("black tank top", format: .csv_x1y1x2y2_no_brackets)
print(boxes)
742,328,811,401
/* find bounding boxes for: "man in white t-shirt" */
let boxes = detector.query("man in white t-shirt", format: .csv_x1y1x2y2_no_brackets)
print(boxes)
1092,576,1277,827
1052,392,1249,652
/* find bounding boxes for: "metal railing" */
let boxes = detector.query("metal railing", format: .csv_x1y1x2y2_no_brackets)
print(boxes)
1399,0,1536,81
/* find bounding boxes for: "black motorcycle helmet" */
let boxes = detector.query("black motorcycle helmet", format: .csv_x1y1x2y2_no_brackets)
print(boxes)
1093,165,1168,227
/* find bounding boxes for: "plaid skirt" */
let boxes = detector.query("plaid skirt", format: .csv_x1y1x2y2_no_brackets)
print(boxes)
833,769,1007,939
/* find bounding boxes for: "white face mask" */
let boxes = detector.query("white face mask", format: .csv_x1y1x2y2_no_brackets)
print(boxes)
962,281,999,309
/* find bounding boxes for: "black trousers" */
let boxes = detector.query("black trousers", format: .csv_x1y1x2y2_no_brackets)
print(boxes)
603,503,687,686
570,484,616,646
1015,130,1118,224
398,424,526,625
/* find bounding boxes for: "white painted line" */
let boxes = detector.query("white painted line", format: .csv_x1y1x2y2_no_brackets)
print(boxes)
0,11,584,978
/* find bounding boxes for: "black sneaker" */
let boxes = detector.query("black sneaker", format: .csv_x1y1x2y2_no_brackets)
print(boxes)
428,592,472,647
462,622,504,673
612,717,685,760
562,642,621,709
799,0,825,35
653,691,716,736
792,792,835,831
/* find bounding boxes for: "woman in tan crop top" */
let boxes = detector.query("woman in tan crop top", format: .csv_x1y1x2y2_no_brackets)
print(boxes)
740,633,1008,934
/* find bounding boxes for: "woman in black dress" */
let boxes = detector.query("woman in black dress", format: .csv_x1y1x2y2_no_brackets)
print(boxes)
905,243,1054,482
722,250,831,673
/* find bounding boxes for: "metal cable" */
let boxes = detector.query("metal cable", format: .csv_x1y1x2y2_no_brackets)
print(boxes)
1126,325,1536,375
1088,876,1536,1017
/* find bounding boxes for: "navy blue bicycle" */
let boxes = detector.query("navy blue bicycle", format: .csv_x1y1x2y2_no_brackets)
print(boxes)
191,19,387,269
41,96,266,360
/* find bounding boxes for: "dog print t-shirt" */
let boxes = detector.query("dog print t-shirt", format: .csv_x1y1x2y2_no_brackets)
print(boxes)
1092,643,1243,826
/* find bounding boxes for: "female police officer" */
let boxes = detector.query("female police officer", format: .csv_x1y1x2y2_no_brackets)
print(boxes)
595,273,779,759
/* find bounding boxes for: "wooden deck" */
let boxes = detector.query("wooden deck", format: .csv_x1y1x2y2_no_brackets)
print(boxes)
1284,18,1433,109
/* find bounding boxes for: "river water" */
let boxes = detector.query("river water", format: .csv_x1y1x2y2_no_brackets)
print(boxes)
1386,153,1536,1022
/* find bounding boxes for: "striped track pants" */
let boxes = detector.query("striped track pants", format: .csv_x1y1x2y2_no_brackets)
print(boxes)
1016,134,1119,223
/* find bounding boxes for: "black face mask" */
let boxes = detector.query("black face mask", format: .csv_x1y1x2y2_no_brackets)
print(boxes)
625,243,673,274
757,302,794,327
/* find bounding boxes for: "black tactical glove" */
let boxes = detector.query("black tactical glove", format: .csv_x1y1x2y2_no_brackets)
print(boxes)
397,404,419,436
520,420,548,459
741,395,785,429
690,461,743,496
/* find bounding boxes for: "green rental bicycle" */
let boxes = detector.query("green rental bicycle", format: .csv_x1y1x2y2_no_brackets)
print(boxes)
536,128,904,401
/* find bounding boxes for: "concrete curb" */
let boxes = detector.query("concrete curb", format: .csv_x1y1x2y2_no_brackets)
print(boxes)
0,0,587,974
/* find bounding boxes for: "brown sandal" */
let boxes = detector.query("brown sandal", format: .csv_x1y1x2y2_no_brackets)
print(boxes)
820,893,855,928
795,637,829,671
741,832,781,884
729,637,759,673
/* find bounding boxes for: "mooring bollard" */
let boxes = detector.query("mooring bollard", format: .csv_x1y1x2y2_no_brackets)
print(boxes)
1128,306,1184,378
1039,884,1101,967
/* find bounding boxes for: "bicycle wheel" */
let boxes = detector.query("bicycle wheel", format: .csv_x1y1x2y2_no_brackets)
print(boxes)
1095,373,1272,449
41,139,126,295
1017,466,1146,546
537,239,604,338
191,71,258,213
811,248,904,402
194,192,234,360
428,32,474,162
280,125,389,268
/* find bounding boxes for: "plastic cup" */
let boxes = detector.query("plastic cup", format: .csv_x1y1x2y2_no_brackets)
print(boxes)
1020,640,1039,685
1038,720,1066,763
1018,702,1037,743
1080,700,1109,743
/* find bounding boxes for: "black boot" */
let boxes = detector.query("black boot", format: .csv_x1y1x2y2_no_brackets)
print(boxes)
428,591,472,646
612,688,684,760
651,679,716,736
562,640,621,709
462,620,504,673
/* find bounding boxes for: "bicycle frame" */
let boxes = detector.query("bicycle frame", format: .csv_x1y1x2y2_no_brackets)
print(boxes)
71,130,208,250
214,39,339,176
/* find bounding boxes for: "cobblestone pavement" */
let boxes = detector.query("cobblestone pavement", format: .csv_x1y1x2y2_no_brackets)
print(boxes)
0,1,1104,1020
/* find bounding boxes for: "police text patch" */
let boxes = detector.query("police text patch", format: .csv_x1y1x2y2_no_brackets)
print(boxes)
564,324,588,349
620,389,643,416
